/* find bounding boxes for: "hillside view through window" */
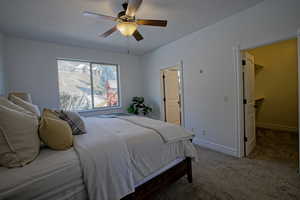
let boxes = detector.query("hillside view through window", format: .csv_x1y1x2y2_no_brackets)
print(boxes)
57,60,119,111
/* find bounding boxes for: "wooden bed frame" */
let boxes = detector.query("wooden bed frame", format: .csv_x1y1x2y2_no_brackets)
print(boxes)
122,157,192,200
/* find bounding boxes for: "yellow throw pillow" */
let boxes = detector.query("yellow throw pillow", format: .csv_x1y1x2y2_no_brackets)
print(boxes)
43,108,60,119
39,111,73,150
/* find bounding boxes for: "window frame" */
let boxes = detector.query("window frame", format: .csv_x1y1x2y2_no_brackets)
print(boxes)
57,58,122,112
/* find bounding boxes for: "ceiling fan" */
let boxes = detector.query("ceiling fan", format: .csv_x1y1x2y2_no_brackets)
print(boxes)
83,0,167,41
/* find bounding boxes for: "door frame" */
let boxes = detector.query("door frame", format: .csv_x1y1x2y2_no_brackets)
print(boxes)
160,61,185,127
234,29,300,163
298,29,300,172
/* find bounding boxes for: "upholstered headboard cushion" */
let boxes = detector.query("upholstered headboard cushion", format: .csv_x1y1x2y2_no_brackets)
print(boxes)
0,97,32,115
9,95,40,117
8,92,32,103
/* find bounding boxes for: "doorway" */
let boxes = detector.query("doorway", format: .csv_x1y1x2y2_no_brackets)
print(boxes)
160,65,183,125
241,38,299,166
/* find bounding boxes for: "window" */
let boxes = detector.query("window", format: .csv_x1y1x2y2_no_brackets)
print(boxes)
57,59,119,111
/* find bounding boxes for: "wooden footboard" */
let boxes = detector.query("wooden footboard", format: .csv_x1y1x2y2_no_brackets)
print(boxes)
122,157,192,200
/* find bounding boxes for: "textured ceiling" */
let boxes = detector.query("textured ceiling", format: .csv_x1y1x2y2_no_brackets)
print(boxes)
0,0,263,55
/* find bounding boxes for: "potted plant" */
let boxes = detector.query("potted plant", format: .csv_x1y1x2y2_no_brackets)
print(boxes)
127,96,152,115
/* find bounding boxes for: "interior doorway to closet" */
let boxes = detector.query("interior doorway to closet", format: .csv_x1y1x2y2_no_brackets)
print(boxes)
242,38,299,167
160,65,183,126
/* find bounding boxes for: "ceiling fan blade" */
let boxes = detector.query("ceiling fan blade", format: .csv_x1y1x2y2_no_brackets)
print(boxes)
133,30,144,41
99,26,117,38
83,11,116,21
126,0,143,17
137,19,167,27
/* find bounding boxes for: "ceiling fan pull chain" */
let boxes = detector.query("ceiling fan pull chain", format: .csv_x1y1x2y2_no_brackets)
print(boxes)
127,37,130,54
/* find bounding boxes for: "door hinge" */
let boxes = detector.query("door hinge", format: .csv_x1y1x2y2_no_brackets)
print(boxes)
243,99,247,104
244,137,248,142
162,74,165,79
242,59,246,66
163,97,166,102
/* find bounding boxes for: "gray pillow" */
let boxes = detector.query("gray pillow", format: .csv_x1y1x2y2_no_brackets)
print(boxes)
0,105,40,168
57,111,86,135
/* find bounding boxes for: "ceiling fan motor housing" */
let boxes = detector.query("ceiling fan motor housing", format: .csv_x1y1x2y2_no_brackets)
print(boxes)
118,3,136,22
118,11,126,19
118,3,128,19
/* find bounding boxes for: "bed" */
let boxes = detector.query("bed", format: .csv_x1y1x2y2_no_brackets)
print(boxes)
0,116,196,200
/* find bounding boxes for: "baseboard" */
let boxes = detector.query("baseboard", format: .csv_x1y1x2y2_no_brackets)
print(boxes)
256,122,298,133
193,138,238,157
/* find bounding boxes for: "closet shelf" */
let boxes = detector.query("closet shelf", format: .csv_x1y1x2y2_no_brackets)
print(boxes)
254,96,265,108
255,96,265,102
255,64,264,70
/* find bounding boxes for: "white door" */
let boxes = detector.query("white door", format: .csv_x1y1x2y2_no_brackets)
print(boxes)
163,70,181,125
243,52,256,156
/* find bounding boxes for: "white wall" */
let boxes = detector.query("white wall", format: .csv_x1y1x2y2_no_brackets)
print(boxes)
141,0,300,156
0,33,5,95
4,36,143,114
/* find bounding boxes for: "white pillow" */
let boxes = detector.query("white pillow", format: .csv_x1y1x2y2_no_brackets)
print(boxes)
0,105,40,168
9,95,40,117
0,97,32,115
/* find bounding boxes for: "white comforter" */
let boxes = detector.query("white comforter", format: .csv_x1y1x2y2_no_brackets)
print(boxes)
74,117,197,200
74,118,135,200
118,116,194,143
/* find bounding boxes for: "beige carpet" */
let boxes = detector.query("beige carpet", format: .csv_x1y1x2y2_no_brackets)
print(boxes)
153,129,300,200
249,128,299,166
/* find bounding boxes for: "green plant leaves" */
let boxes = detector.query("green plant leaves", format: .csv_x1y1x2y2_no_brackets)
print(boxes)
127,96,152,115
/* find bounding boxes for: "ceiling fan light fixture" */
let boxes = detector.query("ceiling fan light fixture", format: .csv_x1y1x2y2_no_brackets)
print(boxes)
83,0,167,41
117,22,137,36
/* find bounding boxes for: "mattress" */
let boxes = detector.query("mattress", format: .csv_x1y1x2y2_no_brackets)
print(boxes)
0,150,184,200
0,148,87,200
